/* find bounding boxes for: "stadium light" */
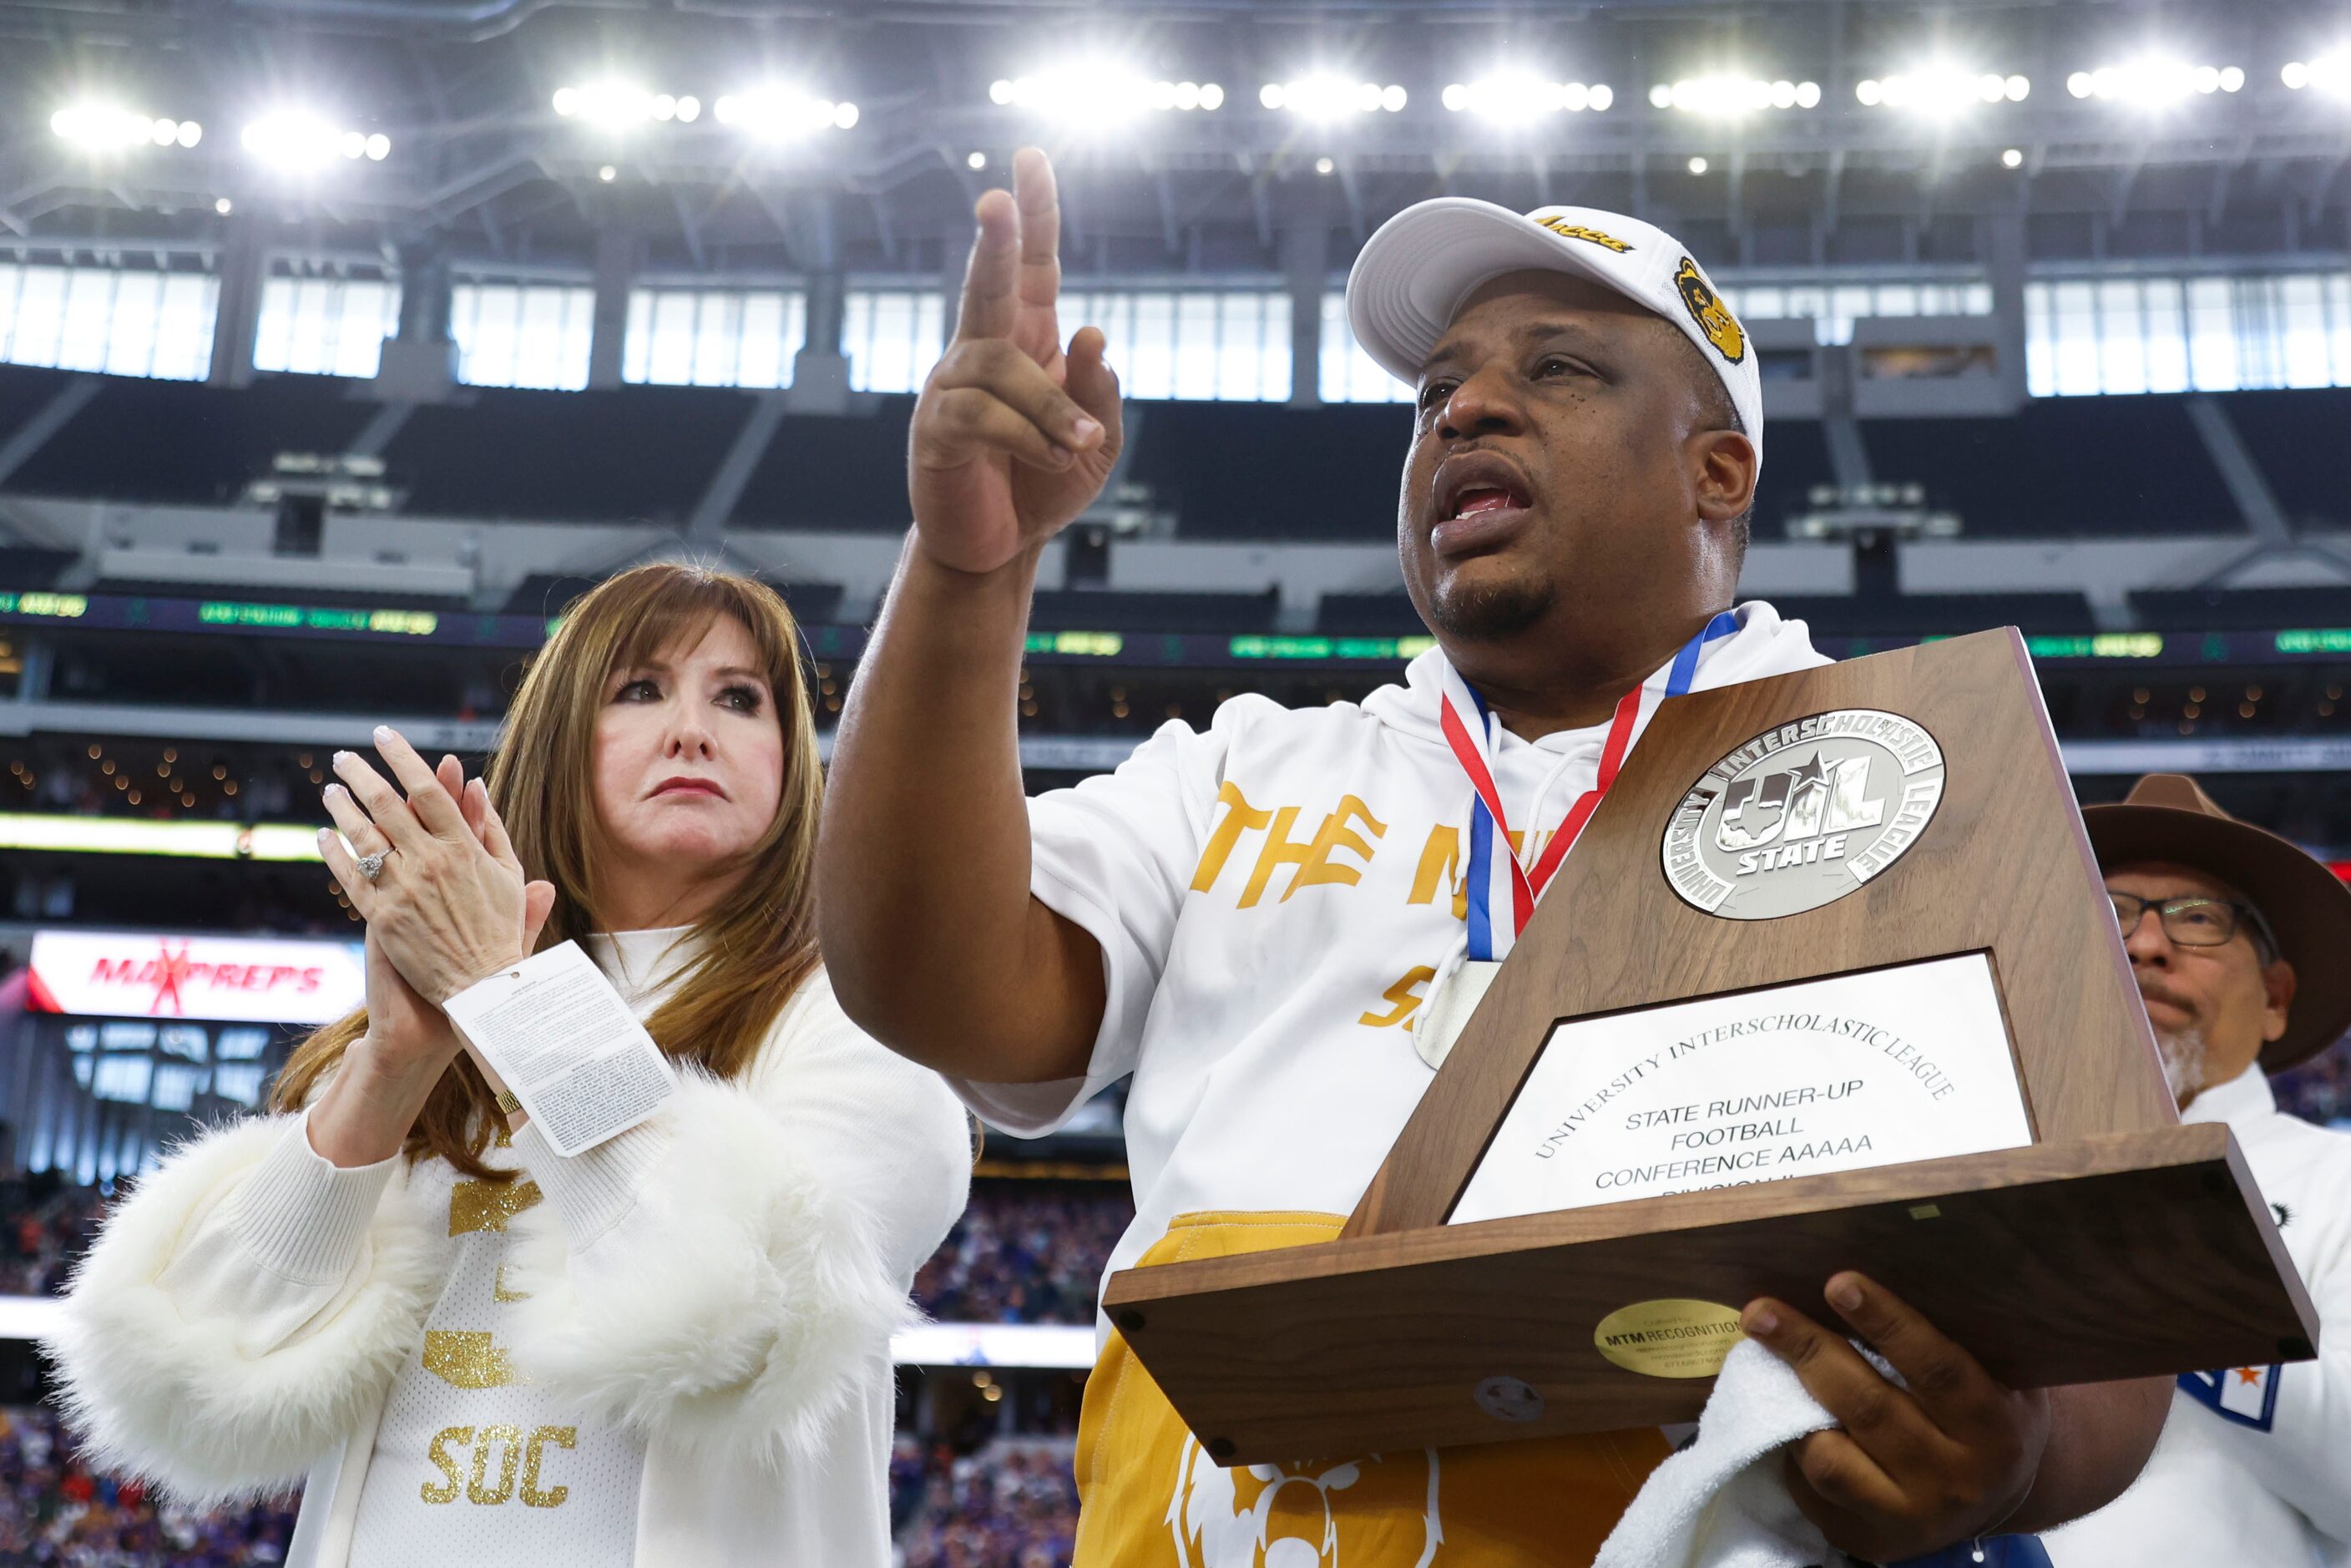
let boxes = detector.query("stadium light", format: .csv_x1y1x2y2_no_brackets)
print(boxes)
50,104,202,151
1856,67,2030,112
967,149,987,169
1652,74,1819,116
1440,73,1614,117
553,80,698,128
1688,154,1709,174
2283,56,2351,95
2065,59,2245,103
2001,146,2025,168
240,112,389,168
714,86,859,139
1262,75,1406,119
988,67,1225,119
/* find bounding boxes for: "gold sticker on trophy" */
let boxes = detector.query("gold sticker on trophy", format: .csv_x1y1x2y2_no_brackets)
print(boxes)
1592,1299,1746,1378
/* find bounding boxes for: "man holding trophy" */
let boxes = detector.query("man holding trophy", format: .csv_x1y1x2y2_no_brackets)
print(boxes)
817,147,2168,1564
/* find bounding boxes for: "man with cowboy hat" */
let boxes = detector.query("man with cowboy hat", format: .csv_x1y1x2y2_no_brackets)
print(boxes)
2044,773,2351,1566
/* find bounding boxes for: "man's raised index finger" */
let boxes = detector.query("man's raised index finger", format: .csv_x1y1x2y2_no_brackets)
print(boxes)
955,185,1023,342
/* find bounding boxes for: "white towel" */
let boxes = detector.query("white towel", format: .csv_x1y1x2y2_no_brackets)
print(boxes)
1593,1338,1845,1568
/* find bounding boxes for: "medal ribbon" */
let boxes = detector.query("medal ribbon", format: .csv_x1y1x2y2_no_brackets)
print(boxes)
1440,612,1737,961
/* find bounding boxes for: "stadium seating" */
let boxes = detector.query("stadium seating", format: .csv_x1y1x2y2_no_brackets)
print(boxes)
1317,591,1428,635
1029,586,1279,633
0,546,74,590
501,571,845,625
387,384,751,524
1774,591,2099,637
0,365,77,448
1130,402,1411,541
1858,397,2239,538
0,370,2309,557
2129,585,2351,631
2214,387,2351,532
733,394,918,531
1748,417,1838,540
4,372,378,508
87,577,473,610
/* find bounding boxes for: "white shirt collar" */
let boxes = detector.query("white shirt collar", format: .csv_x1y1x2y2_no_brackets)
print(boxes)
583,924,700,1009
2181,1062,2277,1128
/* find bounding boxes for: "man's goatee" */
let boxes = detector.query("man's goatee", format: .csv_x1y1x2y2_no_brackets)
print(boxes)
2154,1024,2208,1105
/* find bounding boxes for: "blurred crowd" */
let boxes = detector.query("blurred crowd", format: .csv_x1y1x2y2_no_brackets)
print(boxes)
895,1439,1080,1568
0,1176,1140,1323
0,1404,299,1566
0,1409,1074,1568
0,1050,2343,1566
2273,1037,2351,1127
0,1185,107,1297
913,1183,1132,1327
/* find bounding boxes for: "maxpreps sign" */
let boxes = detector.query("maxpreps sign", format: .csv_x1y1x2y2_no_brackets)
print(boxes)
27,931,365,1024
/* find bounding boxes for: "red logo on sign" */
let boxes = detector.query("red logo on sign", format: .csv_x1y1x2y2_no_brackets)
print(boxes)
75,944,325,1016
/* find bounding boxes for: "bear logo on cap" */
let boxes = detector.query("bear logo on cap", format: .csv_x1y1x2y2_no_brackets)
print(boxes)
1673,256,1746,364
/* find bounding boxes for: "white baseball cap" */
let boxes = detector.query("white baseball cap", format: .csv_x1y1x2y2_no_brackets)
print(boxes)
1346,198,1762,477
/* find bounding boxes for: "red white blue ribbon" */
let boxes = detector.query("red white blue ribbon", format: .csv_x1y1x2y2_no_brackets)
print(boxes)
1439,612,1737,961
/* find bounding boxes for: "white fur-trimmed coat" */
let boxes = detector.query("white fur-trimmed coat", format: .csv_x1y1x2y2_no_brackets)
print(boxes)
42,959,971,1566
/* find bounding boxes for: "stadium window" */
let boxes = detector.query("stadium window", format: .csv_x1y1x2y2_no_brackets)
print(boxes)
1319,292,1413,403
0,261,217,381
452,280,595,390
1674,276,1993,350
210,1062,269,1106
149,1061,208,1114
253,273,402,378
2096,279,2150,395
844,288,946,393
1049,287,1288,402
2141,279,2192,393
2280,274,2333,389
91,1052,154,1105
624,286,808,388
2184,277,2240,391
1872,283,1920,318
1781,287,1833,337
2022,271,2351,397
2333,276,2351,387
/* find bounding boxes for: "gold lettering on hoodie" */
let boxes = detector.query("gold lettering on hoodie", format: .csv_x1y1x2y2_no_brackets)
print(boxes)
447,1177,543,1237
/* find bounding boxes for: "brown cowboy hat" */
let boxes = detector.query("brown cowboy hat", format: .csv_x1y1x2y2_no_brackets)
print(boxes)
2083,773,2351,1071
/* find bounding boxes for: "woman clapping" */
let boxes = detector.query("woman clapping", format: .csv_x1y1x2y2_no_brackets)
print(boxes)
48,564,970,1566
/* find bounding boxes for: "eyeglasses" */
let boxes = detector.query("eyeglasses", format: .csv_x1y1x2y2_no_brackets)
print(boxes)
2109,891,2276,953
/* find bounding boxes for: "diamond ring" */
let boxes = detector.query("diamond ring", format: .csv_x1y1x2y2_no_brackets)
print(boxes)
356,852,387,882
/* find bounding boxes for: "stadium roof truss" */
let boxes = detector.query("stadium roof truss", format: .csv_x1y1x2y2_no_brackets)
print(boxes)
1,0,2346,281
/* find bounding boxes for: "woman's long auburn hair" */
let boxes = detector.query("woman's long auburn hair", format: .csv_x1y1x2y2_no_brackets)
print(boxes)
271,563,826,1181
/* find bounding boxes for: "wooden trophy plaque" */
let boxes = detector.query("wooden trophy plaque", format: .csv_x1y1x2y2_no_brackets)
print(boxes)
1102,629,2317,1465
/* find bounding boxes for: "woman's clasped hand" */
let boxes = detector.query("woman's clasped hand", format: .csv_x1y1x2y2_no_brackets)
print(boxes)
316,725,559,1008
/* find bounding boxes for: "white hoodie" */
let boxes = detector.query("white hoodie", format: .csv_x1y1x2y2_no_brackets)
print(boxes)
46,933,971,1567
953,602,1828,1323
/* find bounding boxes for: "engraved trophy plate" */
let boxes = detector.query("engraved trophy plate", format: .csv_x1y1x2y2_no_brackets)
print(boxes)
1451,952,2032,1225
